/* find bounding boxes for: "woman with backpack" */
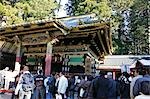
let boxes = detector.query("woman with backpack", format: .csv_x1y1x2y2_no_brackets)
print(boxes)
79,75,93,99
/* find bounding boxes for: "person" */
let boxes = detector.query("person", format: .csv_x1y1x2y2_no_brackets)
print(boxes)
0,72,2,88
119,72,131,99
4,69,17,90
0,69,5,88
1,67,10,90
2,63,21,90
55,73,60,95
80,75,93,99
133,68,150,97
115,72,122,99
32,69,45,99
57,72,68,99
134,79,150,99
11,75,20,99
92,71,110,99
130,68,143,99
78,75,86,99
68,74,75,99
15,66,35,99
12,70,24,99
107,72,117,99
73,75,81,98
44,74,55,99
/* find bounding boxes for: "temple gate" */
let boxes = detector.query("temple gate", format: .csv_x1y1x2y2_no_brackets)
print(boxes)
0,14,112,75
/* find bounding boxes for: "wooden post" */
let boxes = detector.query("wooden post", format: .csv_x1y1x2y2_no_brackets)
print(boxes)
15,42,21,62
15,35,22,63
45,38,59,76
85,56,92,75
113,69,116,80
45,42,52,76
15,42,21,72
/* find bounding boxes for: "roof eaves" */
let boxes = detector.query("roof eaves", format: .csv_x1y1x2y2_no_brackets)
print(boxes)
57,13,96,21
0,18,54,30
71,22,109,29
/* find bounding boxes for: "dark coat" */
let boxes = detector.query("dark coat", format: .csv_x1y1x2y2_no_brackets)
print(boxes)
133,74,150,97
81,81,93,99
107,79,117,99
68,77,75,91
119,76,130,99
93,76,110,99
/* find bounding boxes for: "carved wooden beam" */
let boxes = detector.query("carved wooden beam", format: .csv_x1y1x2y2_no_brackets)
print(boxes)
24,45,99,60
108,28,112,55
90,38,102,56
57,30,97,40
87,46,98,59
0,22,54,34
53,44,89,53
104,28,111,54
97,30,107,54
23,42,47,46
0,36,14,42
72,22,109,29
2,27,59,37
24,53,46,56
71,25,108,33
53,51,89,55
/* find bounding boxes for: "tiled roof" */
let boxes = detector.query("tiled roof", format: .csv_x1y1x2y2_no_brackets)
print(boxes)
138,59,150,66
97,55,150,69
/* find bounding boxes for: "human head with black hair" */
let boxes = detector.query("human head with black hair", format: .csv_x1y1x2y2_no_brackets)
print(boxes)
55,73,59,78
99,70,107,77
142,68,150,76
88,75,94,81
59,72,65,77
39,70,42,74
37,69,43,75
122,72,130,78
133,68,143,77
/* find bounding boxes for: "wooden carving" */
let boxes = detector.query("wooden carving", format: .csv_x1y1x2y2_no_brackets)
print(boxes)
22,33,49,45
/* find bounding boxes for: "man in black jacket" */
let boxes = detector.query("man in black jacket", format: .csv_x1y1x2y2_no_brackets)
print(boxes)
93,71,110,99
107,72,117,99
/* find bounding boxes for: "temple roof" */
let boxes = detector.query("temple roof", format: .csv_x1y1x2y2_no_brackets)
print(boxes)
0,14,112,60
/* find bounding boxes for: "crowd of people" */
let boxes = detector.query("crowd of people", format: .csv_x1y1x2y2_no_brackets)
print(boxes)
0,65,150,99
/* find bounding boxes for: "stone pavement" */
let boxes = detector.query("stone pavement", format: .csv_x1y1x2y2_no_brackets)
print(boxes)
0,93,12,99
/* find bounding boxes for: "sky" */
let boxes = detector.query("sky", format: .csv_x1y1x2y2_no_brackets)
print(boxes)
55,0,69,18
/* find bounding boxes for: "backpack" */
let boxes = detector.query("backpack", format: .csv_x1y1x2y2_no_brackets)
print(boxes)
74,83,80,92
119,76,130,93
78,80,91,98
141,81,150,95
22,73,34,92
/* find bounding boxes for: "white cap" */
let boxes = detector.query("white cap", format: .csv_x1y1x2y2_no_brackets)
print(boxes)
107,72,112,76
